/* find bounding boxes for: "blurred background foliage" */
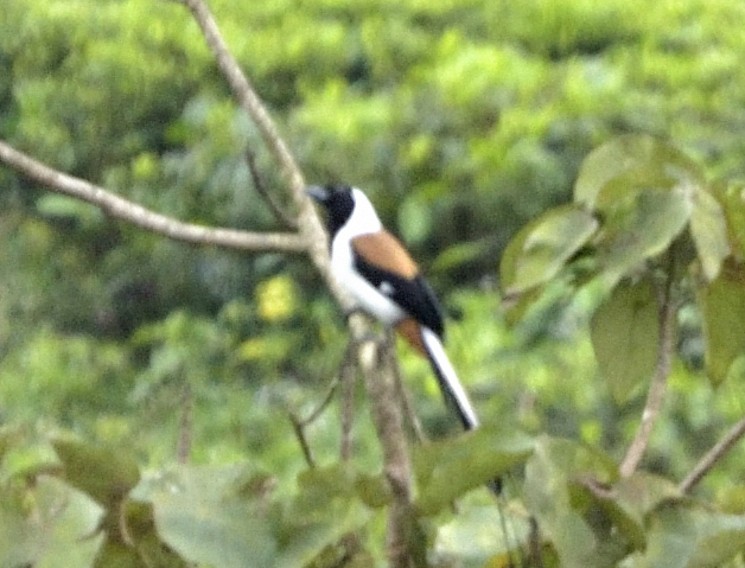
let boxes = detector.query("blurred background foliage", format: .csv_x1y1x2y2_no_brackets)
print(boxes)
2,0,745,564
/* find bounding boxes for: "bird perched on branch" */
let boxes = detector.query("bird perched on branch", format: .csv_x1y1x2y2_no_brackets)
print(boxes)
307,184,499,493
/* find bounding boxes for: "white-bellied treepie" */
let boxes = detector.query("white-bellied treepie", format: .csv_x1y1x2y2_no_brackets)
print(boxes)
306,182,493,432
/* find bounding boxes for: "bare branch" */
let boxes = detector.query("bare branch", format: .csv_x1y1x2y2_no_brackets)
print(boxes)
289,413,317,468
339,339,359,461
244,149,298,230
619,269,678,478
679,414,745,494
0,140,306,253
177,381,193,465
177,0,304,193
357,327,414,567
175,0,346,309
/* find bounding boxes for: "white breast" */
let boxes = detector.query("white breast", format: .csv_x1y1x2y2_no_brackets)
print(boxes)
330,236,406,326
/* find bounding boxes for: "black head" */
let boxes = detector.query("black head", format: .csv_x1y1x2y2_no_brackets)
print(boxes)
306,184,355,237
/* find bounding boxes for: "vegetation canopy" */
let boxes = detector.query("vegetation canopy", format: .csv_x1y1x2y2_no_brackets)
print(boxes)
1,0,745,566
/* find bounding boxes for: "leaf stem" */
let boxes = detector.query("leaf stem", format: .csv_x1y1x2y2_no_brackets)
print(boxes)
679,414,745,494
619,267,677,478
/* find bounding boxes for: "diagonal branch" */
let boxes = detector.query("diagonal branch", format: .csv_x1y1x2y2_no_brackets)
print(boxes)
679,414,745,494
0,140,306,253
244,149,298,230
176,0,304,200
360,328,415,567
619,268,678,478
175,0,342,304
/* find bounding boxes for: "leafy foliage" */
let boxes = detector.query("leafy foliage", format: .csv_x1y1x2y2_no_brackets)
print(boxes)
500,134,745,565
3,0,745,565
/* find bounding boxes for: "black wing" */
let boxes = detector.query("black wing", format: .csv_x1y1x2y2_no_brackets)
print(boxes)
353,253,445,338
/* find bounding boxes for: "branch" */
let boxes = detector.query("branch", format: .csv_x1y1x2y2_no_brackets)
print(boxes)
0,140,306,253
177,381,193,464
679,414,745,494
177,0,303,193
339,339,360,461
356,327,414,568
244,149,297,230
175,0,347,309
619,270,677,478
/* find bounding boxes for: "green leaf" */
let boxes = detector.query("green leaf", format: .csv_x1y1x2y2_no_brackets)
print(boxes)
53,439,140,507
639,503,745,568
36,194,104,227
277,467,372,567
690,188,730,281
139,464,277,568
574,134,703,210
436,505,529,566
597,189,691,286
715,181,745,258
590,278,660,402
524,437,619,567
500,204,598,295
35,477,105,568
578,472,680,552
414,427,533,515
0,476,104,568
697,260,745,386
432,239,489,272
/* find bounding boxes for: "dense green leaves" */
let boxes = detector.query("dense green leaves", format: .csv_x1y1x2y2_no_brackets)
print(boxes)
502,133,745,396
54,439,140,507
414,427,533,514
4,0,745,565
500,205,598,296
590,278,659,402
636,503,745,568
697,260,745,385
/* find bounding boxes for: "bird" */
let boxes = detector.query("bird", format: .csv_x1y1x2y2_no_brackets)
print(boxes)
306,184,484,434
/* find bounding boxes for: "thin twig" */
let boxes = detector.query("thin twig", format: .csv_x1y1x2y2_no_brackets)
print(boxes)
177,0,303,189
0,140,306,253
392,350,427,445
356,326,414,567
289,371,343,467
679,414,745,494
176,381,193,464
289,414,316,468
339,339,359,461
175,0,348,311
619,268,678,478
244,149,297,230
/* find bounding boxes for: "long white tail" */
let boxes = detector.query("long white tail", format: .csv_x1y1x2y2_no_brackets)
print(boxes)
420,326,479,430
420,326,502,495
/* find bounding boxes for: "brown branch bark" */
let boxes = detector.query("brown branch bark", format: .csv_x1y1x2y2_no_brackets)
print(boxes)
174,0,344,306
679,414,745,494
244,149,297,230
619,270,678,478
0,140,306,253
3,0,416,561
179,2,415,561
357,327,414,568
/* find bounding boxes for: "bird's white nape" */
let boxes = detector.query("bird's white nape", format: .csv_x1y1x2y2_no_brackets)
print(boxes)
343,188,383,237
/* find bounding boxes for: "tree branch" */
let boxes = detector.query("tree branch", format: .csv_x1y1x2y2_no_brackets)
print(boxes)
178,8,416,562
176,0,303,194
244,149,297,230
619,270,678,478
0,140,306,253
679,414,745,494
357,327,414,568
175,0,347,308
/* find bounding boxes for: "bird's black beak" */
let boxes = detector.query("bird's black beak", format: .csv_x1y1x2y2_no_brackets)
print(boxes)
305,185,329,203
